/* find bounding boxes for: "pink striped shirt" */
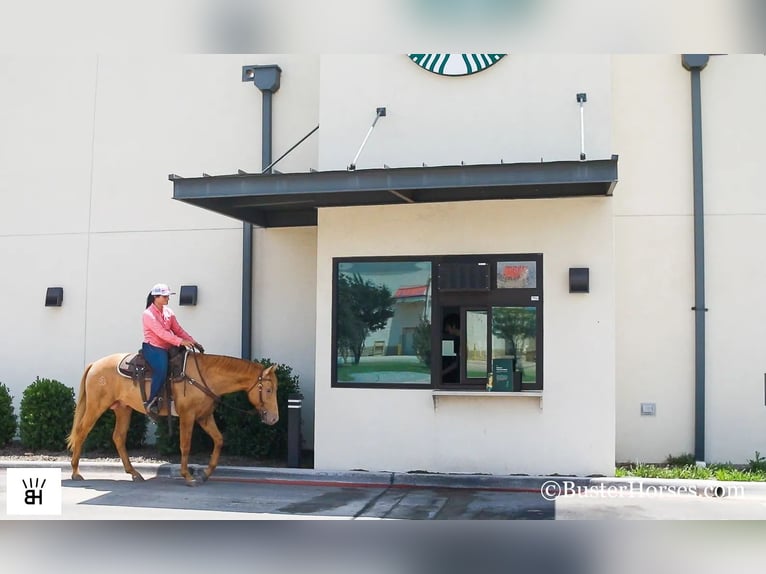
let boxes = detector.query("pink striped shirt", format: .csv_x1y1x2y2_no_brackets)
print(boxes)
142,304,194,350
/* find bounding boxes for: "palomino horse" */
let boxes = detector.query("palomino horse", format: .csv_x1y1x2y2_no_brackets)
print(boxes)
67,351,279,486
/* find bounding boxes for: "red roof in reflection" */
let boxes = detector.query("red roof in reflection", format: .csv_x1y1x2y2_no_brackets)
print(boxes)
394,285,428,299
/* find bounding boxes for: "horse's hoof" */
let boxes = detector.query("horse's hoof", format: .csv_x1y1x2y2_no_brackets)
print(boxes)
72,474,84,481
193,468,209,483
185,479,200,487
131,473,145,482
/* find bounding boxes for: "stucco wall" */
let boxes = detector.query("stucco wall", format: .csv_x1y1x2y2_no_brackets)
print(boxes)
612,55,696,462
317,55,613,170
612,54,766,464
0,54,320,446
700,55,766,463
4,52,764,470
314,198,615,475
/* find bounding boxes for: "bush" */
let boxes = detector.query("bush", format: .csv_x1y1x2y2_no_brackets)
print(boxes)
19,377,75,451
217,358,301,459
83,409,148,452
748,451,766,473
155,358,301,460
665,452,696,466
154,414,213,456
0,382,18,446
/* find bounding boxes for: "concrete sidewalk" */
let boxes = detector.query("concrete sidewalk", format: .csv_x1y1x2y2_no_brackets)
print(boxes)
3,458,766,499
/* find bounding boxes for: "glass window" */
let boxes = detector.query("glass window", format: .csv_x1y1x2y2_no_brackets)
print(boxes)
334,260,432,386
491,307,538,389
465,310,488,379
332,254,542,390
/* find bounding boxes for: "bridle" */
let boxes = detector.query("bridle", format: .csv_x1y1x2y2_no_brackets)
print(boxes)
185,348,270,418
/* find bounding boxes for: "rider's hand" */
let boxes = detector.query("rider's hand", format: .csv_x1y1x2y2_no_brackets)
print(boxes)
193,342,205,354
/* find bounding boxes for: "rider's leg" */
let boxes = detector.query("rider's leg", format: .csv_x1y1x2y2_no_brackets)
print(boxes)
142,342,168,412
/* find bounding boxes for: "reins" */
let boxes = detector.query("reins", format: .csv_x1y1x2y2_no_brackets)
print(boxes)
185,348,267,416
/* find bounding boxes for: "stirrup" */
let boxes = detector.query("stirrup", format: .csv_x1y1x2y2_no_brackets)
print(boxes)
144,398,159,415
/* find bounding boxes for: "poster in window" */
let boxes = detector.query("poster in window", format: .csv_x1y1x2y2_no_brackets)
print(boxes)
496,261,536,289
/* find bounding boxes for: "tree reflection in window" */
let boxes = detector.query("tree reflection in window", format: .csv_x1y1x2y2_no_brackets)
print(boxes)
492,307,537,382
334,260,432,385
336,273,395,365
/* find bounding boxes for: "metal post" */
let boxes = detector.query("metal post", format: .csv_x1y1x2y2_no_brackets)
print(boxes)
682,54,710,464
348,107,386,170
287,393,303,468
576,93,587,160
241,64,281,361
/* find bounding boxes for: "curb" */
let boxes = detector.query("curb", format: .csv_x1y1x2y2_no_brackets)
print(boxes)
3,459,766,498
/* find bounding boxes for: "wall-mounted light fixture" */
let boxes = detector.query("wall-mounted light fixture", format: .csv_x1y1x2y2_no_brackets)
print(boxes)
45,287,63,307
569,268,589,293
179,285,198,306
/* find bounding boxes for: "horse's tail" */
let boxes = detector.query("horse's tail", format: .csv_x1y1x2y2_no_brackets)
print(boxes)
67,362,93,452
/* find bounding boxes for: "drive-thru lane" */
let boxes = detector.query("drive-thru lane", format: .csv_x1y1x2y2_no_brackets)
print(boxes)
3,462,766,520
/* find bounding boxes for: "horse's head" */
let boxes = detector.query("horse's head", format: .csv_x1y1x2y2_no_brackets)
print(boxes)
247,364,279,425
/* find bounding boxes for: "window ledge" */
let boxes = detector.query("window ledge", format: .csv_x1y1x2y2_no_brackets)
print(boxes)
432,390,543,409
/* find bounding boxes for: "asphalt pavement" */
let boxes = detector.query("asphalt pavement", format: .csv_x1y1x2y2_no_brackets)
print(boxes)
3,459,766,519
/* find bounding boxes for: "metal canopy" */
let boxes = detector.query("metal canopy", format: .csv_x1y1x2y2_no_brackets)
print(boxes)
171,156,618,228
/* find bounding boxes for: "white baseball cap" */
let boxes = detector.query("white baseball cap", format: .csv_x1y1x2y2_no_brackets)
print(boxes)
150,283,176,296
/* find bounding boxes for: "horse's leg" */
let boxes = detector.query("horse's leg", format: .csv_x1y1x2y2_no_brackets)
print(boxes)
193,413,223,484
112,406,144,481
70,407,107,481
178,412,196,486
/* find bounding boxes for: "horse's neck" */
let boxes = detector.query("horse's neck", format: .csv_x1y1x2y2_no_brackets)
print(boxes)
193,354,259,393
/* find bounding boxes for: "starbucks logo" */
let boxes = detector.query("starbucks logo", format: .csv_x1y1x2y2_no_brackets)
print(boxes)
408,54,506,76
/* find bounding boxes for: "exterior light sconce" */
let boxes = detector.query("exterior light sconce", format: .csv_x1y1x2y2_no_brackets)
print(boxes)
241,64,281,92
45,287,64,307
179,285,198,306
569,268,589,293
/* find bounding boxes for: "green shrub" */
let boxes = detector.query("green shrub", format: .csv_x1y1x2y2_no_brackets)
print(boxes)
155,358,301,460
83,409,148,452
217,358,301,459
154,414,213,456
748,451,766,473
19,377,75,451
665,452,696,466
0,382,18,446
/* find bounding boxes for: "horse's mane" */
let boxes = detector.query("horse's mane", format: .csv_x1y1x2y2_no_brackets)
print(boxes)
197,353,259,376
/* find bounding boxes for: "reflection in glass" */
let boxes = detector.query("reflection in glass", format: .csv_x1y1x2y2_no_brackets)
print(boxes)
491,307,537,386
466,310,488,379
496,261,536,289
336,261,432,384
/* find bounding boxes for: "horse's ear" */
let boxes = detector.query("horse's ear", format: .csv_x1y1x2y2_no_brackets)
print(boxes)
262,365,275,376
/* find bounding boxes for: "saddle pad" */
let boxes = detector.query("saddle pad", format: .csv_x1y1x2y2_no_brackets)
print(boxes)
117,353,150,378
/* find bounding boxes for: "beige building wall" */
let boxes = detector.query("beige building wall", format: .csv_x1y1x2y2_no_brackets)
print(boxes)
613,54,766,464
612,55,696,462
317,55,613,170
701,55,766,463
4,52,763,470
314,198,615,475
0,54,320,449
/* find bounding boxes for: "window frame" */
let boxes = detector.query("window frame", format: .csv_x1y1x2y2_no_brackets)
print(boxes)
331,253,543,390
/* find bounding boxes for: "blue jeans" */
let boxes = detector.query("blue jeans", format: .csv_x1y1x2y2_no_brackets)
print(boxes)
142,343,168,403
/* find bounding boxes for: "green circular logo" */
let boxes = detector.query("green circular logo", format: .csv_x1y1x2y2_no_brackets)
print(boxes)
408,54,506,76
